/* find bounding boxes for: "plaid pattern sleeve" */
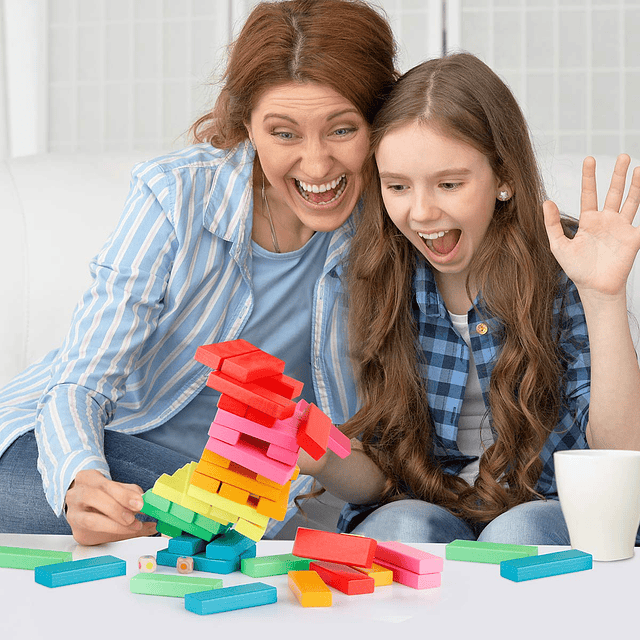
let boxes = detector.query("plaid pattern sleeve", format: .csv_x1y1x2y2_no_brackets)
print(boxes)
337,264,591,533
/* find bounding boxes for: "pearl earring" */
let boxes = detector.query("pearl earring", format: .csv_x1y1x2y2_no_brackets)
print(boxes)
498,190,510,201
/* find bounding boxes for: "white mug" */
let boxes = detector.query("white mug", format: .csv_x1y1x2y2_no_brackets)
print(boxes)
554,449,640,561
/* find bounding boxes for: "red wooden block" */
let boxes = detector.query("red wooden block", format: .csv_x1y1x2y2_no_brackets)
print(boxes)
221,350,286,383
296,403,332,461
194,340,258,370
206,371,295,419
245,406,276,428
257,373,304,400
292,528,377,568
309,561,375,595
217,394,248,417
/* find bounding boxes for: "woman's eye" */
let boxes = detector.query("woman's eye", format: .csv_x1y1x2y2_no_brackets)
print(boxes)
441,182,460,191
272,131,295,140
332,127,356,137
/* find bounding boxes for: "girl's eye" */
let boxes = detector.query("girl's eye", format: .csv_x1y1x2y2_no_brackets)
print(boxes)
441,182,461,191
386,184,407,193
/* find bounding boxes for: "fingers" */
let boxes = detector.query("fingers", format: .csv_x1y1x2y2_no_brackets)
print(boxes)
543,200,567,248
580,156,598,214
602,154,632,214
620,165,640,224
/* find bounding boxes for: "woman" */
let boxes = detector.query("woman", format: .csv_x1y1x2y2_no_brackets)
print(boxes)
0,0,397,545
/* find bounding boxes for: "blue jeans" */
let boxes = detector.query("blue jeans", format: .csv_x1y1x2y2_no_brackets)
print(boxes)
0,430,193,534
350,498,640,546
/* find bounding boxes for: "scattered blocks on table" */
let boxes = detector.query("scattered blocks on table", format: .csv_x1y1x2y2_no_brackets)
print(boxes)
130,572,223,597
446,539,538,564
167,534,207,557
34,555,126,588
354,563,394,587
500,549,592,582
310,560,375,595
138,555,157,573
241,553,312,578
288,570,332,607
177,556,194,574
0,546,72,570
292,527,377,568
374,540,444,574
185,582,277,615
373,557,442,590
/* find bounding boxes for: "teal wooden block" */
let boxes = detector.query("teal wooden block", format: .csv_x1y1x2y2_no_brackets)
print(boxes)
500,549,592,582
156,548,240,574
34,555,126,588
130,572,222,597
206,529,257,560
185,582,277,615
168,534,207,556
0,546,73,570
241,552,312,578
446,539,538,564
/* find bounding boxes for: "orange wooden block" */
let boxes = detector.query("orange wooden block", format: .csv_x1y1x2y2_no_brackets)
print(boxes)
256,481,291,520
218,482,251,505
288,570,332,607
190,470,222,495
199,447,231,469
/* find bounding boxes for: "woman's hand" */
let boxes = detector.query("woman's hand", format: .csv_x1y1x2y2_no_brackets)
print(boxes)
543,154,640,299
64,469,156,546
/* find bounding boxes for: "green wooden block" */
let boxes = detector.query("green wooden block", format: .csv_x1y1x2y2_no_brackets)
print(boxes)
445,539,538,564
169,501,196,524
143,489,172,512
130,572,223,597
155,521,183,538
0,546,73,570
241,553,312,578
193,512,230,536
140,498,214,542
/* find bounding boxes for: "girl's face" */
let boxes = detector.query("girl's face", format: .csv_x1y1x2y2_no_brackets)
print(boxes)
246,82,370,235
376,121,509,301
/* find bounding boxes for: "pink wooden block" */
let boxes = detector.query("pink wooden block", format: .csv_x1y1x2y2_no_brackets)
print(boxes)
374,541,444,574
327,425,351,459
204,435,296,485
213,409,299,451
207,422,241,446
266,442,299,465
373,558,442,590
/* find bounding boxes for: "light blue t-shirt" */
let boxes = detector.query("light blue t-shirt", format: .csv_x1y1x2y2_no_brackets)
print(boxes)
137,230,332,460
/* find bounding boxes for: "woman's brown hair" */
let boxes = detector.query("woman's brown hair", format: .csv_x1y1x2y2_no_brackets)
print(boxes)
190,0,397,147
345,52,573,523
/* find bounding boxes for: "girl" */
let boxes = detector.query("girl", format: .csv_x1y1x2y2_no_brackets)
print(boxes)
300,52,640,544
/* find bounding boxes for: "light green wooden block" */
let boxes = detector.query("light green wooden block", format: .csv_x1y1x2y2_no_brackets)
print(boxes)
241,553,312,578
445,539,538,564
0,546,73,570
130,572,223,597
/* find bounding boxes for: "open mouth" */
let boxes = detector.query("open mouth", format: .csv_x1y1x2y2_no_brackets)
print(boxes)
294,174,347,205
418,229,462,256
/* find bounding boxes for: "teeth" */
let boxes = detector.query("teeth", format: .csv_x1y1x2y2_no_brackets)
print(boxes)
297,175,345,193
418,230,448,241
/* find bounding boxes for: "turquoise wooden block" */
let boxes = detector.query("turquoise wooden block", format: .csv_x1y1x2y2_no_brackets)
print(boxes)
34,555,126,588
205,529,257,560
500,549,592,582
185,582,277,615
156,548,240,574
168,534,207,556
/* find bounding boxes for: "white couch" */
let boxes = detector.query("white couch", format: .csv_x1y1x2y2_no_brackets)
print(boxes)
1,151,638,534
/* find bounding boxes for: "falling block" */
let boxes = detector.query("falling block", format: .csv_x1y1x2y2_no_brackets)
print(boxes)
446,539,538,564
289,570,332,607
500,549,592,582
194,340,258,370
373,557,442,590
328,425,351,458
185,582,277,615
375,540,444,574
241,553,312,578
310,560,375,595
0,546,72,570
138,555,157,573
205,529,257,561
167,534,207,557
292,528,377,568
220,350,285,383
354,563,394,587
296,402,332,461
34,555,126,588
130,573,223,597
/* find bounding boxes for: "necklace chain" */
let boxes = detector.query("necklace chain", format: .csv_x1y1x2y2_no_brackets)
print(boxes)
261,178,281,254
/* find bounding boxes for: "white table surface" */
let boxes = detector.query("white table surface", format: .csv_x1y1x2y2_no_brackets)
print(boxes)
0,534,636,640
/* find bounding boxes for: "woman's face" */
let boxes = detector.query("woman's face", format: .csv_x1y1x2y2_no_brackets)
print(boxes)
246,82,370,234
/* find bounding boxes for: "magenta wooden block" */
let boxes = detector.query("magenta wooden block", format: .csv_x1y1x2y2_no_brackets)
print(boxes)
213,409,299,451
204,436,296,485
207,422,241,446
374,541,444,574
266,442,299,465
327,425,351,459
373,558,442,590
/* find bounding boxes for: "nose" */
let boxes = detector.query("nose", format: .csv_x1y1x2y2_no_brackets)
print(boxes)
411,189,442,225
299,137,333,179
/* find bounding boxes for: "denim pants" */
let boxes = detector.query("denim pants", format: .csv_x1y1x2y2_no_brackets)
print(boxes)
350,498,640,546
0,430,193,534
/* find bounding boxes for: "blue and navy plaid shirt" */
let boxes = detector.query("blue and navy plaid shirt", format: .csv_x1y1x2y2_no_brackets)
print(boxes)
337,260,591,533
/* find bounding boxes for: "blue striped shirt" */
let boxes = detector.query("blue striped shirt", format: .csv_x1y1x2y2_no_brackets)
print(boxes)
337,261,591,532
0,142,359,519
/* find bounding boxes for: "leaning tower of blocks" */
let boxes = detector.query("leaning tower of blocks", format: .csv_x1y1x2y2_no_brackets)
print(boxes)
140,338,351,545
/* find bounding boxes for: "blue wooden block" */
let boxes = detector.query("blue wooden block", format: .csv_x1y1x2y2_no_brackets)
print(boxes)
500,549,592,582
34,555,126,588
156,548,240,574
168,534,207,556
185,582,277,615
206,530,257,560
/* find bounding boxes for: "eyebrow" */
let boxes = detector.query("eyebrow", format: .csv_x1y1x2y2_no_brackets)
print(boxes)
378,168,472,180
263,108,360,124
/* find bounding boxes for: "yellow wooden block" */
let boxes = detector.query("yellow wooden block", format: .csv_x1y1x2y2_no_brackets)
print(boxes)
185,482,240,524
195,489,270,527
196,458,282,501
219,482,251,504
354,563,393,587
234,518,268,542
288,570,332,607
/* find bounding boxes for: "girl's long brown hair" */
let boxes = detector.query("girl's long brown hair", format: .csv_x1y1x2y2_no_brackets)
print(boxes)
190,0,397,147
345,53,573,523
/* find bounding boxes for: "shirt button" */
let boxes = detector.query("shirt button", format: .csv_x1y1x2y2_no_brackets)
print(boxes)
476,322,488,335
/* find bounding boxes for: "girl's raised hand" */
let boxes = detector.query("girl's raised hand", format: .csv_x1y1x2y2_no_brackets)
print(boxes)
543,154,640,298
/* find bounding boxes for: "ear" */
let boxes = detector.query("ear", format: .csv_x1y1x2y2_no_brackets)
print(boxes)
496,181,513,201
244,122,254,146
